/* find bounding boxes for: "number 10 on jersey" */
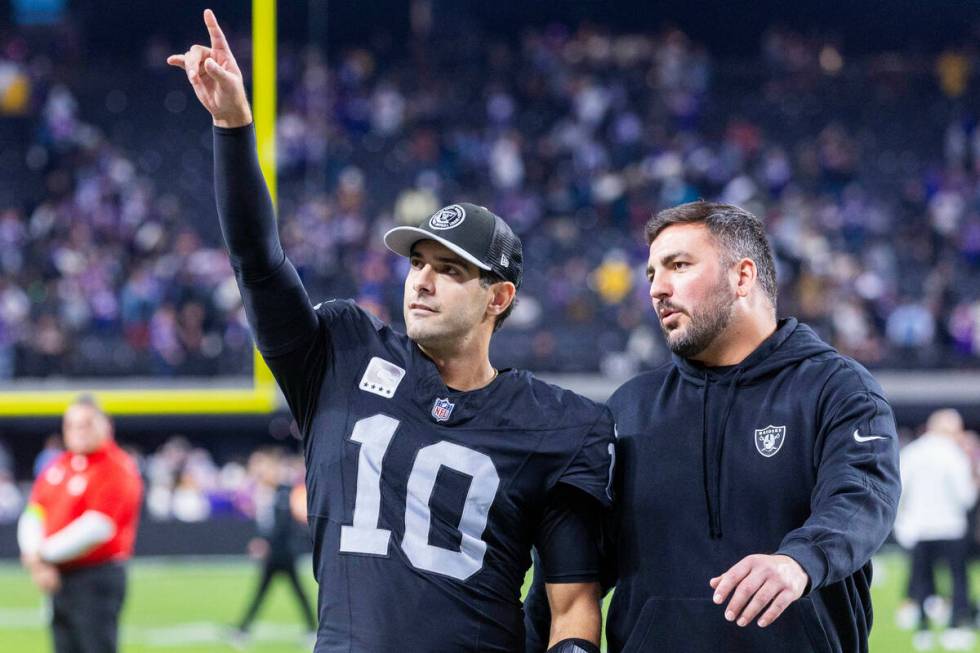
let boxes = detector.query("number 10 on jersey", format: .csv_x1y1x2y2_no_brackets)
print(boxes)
339,414,501,581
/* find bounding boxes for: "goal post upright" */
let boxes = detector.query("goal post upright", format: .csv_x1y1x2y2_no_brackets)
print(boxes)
0,2,282,417
251,0,278,392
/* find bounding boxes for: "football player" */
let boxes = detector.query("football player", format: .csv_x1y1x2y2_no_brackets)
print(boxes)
169,11,615,652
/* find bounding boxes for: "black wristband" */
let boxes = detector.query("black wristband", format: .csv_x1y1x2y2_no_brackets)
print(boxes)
547,638,600,653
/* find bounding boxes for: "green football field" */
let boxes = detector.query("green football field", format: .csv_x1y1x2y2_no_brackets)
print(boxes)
0,551,974,652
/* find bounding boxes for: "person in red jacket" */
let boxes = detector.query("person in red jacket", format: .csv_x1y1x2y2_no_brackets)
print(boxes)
18,395,143,653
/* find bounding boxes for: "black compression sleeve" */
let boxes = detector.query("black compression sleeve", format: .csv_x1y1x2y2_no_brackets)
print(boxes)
212,124,324,431
534,486,602,583
213,124,284,279
212,124,318,356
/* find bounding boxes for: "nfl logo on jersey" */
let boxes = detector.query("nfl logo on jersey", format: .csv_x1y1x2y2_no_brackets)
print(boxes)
431,397,455,422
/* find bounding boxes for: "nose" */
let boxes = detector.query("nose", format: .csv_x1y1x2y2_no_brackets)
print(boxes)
649,272,670,304
413,263,435,295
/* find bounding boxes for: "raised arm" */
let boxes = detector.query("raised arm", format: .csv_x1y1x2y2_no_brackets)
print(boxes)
168,11,323,431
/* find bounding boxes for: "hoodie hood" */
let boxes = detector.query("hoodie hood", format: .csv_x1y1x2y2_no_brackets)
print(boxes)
672,317,836,387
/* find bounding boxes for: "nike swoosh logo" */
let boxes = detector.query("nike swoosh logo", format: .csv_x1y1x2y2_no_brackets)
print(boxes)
853,429,887,443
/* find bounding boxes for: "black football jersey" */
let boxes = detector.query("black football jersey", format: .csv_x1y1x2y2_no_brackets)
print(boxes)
212,125,614,652
269,299,615,652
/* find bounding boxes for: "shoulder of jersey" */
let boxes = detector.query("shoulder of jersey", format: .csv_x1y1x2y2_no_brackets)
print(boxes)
511,370,607,430
313,298,387,333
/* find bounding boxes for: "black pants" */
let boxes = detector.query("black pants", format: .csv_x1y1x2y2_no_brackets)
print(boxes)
910,538,972,629
51,563,127,653
238,558,316,632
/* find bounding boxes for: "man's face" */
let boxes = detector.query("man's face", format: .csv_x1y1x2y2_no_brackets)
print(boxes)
647,223,737,359
403,240,492,348
63,404,110,455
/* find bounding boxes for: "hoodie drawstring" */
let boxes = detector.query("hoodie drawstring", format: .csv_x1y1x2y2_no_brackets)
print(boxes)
700,374,711,538
706,370,743,539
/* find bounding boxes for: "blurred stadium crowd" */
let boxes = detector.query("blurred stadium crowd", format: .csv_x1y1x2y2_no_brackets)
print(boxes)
0,23,979,379
0,432,304,525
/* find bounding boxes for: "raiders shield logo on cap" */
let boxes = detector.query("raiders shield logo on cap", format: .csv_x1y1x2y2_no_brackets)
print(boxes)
429,205,466,230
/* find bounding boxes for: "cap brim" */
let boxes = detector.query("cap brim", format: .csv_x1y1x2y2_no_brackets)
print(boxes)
383,226,492,271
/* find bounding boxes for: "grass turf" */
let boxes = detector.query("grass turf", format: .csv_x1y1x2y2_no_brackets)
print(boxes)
0,551,971,652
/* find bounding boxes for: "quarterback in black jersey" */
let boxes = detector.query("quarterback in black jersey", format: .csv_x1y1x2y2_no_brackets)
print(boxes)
169,11,615,653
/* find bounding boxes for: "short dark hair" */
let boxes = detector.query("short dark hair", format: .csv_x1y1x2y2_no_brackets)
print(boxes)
645,201,778,310
480,270,515,332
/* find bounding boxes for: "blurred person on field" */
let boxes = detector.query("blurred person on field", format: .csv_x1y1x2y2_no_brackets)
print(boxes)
286,454,308,524
896,409,978,651
233,448,315,644
17,396,143,653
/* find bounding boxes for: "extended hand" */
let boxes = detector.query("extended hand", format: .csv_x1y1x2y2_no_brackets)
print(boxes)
167,9,252,128
709,554,808,628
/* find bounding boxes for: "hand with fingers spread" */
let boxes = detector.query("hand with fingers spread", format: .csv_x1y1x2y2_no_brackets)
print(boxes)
709,554,808,628
167,9,252,128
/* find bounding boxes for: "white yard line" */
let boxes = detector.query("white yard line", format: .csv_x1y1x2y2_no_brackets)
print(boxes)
0,607,46,628
127,621,308,646
0,610,310,648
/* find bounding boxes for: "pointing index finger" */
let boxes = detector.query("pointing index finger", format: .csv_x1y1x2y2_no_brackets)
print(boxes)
203,9,229,52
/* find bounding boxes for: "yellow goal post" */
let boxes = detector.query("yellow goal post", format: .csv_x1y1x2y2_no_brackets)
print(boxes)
0,0,280,416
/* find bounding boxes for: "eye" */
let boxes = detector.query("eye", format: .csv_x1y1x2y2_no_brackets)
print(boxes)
410,258,424,269
673,261,689,270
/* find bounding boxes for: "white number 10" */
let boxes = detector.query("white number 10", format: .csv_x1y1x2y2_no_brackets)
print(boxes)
338,414,501,581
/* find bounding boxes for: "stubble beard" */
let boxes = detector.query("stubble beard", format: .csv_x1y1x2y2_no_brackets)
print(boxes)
660,276,736,359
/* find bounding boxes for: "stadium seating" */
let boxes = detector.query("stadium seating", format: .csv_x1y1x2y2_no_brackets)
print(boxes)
0,26,978,381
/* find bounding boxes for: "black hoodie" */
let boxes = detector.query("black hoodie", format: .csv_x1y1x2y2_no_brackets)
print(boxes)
600,317,900,652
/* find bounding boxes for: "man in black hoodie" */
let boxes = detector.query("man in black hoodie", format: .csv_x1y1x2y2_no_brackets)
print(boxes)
527,201,900,652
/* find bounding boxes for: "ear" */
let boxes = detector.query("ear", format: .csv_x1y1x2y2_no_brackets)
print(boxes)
486,281,517,319
733,258,758,298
